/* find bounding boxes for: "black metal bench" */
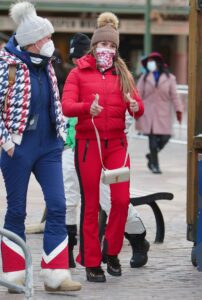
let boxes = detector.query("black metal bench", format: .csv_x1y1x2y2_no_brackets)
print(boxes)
99,192,174,243
26,191,174,244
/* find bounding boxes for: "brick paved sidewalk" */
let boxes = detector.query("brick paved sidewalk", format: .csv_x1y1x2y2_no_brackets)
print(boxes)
0,138,202,300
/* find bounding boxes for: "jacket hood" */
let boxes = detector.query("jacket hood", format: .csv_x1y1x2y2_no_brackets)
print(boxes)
5,35,49,68
76,54,96,70
5,35,33,66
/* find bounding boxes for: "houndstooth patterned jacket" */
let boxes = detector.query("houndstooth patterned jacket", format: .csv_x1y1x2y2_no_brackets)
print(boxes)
0,49,66,151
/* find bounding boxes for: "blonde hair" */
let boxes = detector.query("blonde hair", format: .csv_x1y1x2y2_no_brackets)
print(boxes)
114,56,135,98
91,46,135,99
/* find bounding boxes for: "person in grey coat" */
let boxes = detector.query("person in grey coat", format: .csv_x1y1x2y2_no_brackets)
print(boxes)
136,52,183,174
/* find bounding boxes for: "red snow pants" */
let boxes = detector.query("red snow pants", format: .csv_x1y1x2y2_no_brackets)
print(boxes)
75,137,130,267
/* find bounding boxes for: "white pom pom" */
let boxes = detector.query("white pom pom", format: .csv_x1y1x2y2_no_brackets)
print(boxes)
9,1,37,25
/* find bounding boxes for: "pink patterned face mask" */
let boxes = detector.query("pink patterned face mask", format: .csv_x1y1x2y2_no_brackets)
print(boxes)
96,47,116,71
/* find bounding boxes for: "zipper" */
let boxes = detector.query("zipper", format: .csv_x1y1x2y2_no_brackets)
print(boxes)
38,70,44,146
104,139,108,148
82,139,90,162
101,72,108,139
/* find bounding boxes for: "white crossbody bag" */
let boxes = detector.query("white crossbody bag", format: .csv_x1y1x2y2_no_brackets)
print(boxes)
92,117,130,184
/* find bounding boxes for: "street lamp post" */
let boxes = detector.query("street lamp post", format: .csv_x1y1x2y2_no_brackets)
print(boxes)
144,0,152,55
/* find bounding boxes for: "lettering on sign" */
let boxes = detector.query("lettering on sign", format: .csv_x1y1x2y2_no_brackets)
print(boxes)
0,16,188,35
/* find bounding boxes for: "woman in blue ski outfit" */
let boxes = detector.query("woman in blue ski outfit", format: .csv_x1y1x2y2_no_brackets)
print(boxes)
0,1,81,293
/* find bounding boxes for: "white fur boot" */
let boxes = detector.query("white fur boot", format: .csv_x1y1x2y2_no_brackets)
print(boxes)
3,270,25,293
41,269,81,292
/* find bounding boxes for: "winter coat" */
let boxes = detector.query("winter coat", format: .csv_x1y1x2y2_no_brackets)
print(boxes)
62,54,144,140
65,117,77,149
135,72,182,135
0,36,66,151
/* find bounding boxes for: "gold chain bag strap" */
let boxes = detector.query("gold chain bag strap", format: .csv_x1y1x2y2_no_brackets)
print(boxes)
92,114,130,185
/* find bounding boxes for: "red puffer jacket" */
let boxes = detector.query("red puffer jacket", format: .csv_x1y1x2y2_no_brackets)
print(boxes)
62,54,144,140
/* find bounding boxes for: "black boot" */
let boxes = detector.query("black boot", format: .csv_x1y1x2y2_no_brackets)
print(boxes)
86,266,106,282
125,231,150,268
150,151,162,174
103,255,122,276
66,225,77,268
146,153,153,171
146,152,161,173
102,239,121,276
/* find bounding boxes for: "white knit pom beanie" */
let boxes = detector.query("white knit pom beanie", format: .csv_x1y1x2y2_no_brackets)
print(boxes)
9,1,54,47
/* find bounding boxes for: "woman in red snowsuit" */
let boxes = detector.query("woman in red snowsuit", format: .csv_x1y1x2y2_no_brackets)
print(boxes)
62,12,144,282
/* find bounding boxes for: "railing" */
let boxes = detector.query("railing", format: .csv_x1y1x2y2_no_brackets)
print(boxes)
172,84,188,143
177,84,188,94
0,228,33,299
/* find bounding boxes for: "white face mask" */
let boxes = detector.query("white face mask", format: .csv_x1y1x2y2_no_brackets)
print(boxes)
39,40,55,57
147,60,157,72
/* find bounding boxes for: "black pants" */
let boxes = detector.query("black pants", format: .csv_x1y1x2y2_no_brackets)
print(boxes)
148,134,171,153
148,134,171,168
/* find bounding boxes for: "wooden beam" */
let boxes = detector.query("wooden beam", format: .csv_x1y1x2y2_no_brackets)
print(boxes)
187,0,202,241
0,0,190,15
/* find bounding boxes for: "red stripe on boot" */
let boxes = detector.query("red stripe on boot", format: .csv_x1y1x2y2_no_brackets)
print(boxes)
1,241,25,272
41,246,69,269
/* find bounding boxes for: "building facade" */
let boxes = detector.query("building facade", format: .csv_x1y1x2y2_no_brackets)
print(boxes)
0,0,189,83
